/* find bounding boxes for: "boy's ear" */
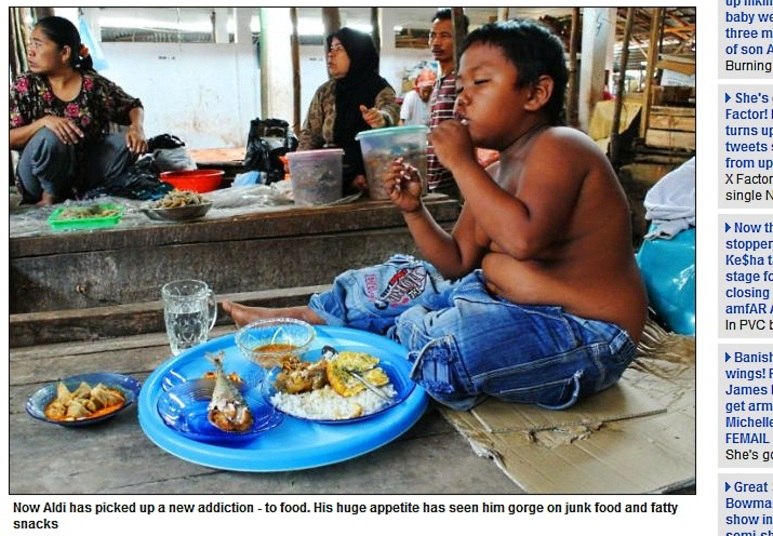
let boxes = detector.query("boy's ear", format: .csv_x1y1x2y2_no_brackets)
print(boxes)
524,75,554,111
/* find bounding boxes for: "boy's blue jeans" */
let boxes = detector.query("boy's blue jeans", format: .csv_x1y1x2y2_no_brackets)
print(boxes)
309,255,637,411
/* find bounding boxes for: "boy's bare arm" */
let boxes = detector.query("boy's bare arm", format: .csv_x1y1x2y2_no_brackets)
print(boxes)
403,204,483,278
384,158,484,279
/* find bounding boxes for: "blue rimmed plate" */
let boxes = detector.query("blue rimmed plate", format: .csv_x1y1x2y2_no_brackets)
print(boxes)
157,378,282,444
25,372,141,427
138,326,429,472
160,366,264,393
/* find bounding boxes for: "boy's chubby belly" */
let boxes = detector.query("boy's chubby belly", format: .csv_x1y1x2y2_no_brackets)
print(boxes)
480,251,647,343
481,251,578,306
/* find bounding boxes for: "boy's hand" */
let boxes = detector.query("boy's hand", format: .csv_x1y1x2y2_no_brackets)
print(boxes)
384,158,423,213
428,119,475,171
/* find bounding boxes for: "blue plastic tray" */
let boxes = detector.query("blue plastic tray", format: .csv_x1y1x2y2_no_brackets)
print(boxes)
138,326,428,471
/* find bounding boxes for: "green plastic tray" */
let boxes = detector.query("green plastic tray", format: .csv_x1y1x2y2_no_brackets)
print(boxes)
48,203,124,231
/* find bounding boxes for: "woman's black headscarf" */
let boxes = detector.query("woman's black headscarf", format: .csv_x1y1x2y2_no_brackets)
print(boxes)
327,27,391,189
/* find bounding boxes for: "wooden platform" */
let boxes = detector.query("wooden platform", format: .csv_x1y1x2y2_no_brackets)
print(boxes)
188,146,247,179
10,196,460,315
10,285,328,348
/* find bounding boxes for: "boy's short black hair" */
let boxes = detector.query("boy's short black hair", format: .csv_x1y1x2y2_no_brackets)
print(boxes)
432,8,470,34
461,19,568,125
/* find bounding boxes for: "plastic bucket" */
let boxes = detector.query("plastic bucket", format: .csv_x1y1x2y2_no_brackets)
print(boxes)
286,149,344,205
356,125,429,199
160,169,224,193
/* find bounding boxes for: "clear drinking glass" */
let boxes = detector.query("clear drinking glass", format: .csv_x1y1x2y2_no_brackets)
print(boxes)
161,279,218,356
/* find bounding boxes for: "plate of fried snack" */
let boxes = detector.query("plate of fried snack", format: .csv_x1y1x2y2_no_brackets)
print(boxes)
142,190,212,222
26,372,141,427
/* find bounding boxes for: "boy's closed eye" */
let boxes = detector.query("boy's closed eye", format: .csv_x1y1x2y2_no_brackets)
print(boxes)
456,78,491,97
456,79,491,94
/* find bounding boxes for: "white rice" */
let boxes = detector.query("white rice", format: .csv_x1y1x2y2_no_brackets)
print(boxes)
270,384,398,420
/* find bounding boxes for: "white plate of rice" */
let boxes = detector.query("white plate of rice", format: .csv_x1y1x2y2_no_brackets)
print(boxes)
264,361,412,424
270,384,399,422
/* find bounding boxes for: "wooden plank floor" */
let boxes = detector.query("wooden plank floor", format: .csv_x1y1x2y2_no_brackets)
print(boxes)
10,326,523,494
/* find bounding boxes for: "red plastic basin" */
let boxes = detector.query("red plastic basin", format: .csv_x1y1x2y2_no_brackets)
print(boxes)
160,169,224,193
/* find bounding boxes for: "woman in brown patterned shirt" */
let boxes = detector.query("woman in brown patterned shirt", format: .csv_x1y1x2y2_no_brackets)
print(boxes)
10,16,146,205
298,27,399,195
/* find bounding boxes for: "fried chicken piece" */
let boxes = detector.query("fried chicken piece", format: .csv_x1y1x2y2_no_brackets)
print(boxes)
274,359,329,394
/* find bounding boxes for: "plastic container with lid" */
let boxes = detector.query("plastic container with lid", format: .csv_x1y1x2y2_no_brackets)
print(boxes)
286,149,344,205
356,125,429,199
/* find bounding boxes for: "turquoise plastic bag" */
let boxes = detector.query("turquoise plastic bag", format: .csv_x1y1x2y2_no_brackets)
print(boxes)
636,227,696,335
78,16,108,71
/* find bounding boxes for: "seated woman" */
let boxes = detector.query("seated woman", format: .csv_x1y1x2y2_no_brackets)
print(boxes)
9,16,147,205
298,27,400,196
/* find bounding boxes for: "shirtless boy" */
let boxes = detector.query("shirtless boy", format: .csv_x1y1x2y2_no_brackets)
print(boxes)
223,20,647,411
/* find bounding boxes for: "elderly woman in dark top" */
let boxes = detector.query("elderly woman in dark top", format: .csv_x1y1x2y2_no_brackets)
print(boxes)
299,27,400,195
10,16,147,205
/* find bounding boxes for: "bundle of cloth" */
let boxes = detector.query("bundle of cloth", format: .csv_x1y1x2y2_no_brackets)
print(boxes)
643,157,695,239
637,156,696,335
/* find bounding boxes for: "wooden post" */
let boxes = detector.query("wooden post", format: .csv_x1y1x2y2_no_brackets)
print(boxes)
290,8,301,135
10,8,31,77
452,7,466,71
566,8,581,127
322,7,341,38
370,7,380,53
34,7,54,20
578,8,613,131
640,7,664,139
610,7,636,166
497,8,509,21
212,8,229,43
258,9,293,121
259,10,269,117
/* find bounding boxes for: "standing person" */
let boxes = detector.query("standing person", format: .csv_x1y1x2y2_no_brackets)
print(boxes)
298,27,400,196
426,8,469,199
223,19,647,412
10,16,147,205
399,69,436,126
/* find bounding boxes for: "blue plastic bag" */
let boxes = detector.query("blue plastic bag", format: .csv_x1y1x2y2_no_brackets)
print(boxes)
78,16,108,71
636,227,696,335
232,171,264,187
